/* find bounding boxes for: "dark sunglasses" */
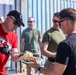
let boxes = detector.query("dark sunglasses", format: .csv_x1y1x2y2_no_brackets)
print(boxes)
53,20,59,23
27,21,34,23
9,17,21,27
58,18,69,26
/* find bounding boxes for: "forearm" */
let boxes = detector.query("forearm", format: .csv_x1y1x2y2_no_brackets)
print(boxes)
11,54,19,62
20,44,24,52
11,48,20,62
20,38,25,52
39,38,42,50
39,67,53,75
38,62,66,75
41,50,56,58
41,43,56,58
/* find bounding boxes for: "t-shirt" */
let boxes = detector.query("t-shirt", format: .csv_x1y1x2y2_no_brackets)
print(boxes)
42,28,65,53
21,28,41,55
56,33,76,75
0,24,18,75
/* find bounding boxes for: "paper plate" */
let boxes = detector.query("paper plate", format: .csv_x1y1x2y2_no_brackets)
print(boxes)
19,57,43,64
19,58,35,64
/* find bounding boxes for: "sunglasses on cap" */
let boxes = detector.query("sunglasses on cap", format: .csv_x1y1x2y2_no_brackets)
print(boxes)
27,21,34,23
9,17,21,27
53,19,59,23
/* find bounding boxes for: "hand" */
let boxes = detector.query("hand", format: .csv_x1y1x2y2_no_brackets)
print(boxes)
0,47,11,55
18,54,24,57
28,57,40,70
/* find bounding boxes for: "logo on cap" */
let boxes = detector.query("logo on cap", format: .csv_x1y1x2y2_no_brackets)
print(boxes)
20,14,22,19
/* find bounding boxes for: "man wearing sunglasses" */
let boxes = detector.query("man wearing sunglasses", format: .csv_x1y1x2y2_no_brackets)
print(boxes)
41,12,65,71
20,17,42,75
28,8,76,75
0,10,25,75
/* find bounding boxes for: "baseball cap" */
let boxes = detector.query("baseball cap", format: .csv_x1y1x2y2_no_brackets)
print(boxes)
7,10,25,26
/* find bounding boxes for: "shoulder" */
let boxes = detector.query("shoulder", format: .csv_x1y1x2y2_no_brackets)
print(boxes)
9,32,18,38
43,29,52,36
22,28,29,33
58,39,71,52
23,28,29,31
34,28,40,31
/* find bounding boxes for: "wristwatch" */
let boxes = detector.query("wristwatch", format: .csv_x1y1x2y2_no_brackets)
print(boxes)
38,66,42,73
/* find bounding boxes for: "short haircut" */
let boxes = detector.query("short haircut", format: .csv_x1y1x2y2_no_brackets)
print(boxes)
53,12,59,18
59,8,76,21
28,17,35,21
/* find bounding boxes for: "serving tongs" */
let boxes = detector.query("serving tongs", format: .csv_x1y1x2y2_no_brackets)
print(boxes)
10,51,40,57
10,51,31,55
10,52,24,54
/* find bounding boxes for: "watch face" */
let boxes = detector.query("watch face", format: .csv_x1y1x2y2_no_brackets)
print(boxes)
38,66,42,72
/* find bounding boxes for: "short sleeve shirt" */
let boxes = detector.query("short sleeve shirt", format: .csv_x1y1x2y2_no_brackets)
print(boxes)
0,24,18,75
21,28,41,54
56,33,76,75
42,28,65,52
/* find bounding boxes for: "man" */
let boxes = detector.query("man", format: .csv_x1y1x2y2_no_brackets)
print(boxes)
41,12,65,69
0,10,25,75
20,17,42,75
29,8,76,75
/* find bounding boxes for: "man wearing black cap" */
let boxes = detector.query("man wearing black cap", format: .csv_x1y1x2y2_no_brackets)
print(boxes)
0,10,24,75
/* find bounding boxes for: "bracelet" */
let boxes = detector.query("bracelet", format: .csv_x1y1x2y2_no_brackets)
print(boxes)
38,66,42,72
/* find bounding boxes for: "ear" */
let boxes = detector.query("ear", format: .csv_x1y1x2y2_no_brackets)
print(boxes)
7,16,11,20
66,19,69,26
7,16,9,19
34,21,35,23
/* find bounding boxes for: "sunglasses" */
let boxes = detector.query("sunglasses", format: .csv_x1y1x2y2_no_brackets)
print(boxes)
9,17,21,27
53,19,59,23
27,21,34,23
58,18,69,26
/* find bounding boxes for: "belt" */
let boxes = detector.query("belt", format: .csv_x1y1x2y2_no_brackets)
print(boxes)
48,57,56,62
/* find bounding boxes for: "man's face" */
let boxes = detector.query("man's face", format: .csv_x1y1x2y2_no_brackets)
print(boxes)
53,16,59,29
9,16,21,27
27,18,35,29
59,18,69,34
7,16,21,32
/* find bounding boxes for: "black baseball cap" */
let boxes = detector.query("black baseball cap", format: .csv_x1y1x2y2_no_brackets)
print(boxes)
7,10,25,26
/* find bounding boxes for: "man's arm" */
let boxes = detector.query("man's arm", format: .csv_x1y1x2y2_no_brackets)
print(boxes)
20,38,25,52
38,38,42,50
41,43,56,58
11,48,20,62
39,62,67,75
29,60,67,75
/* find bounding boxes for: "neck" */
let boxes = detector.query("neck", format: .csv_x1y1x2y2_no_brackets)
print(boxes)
1,22,9,33
70,23,76,34
52,27,59,30
29,27,35,30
